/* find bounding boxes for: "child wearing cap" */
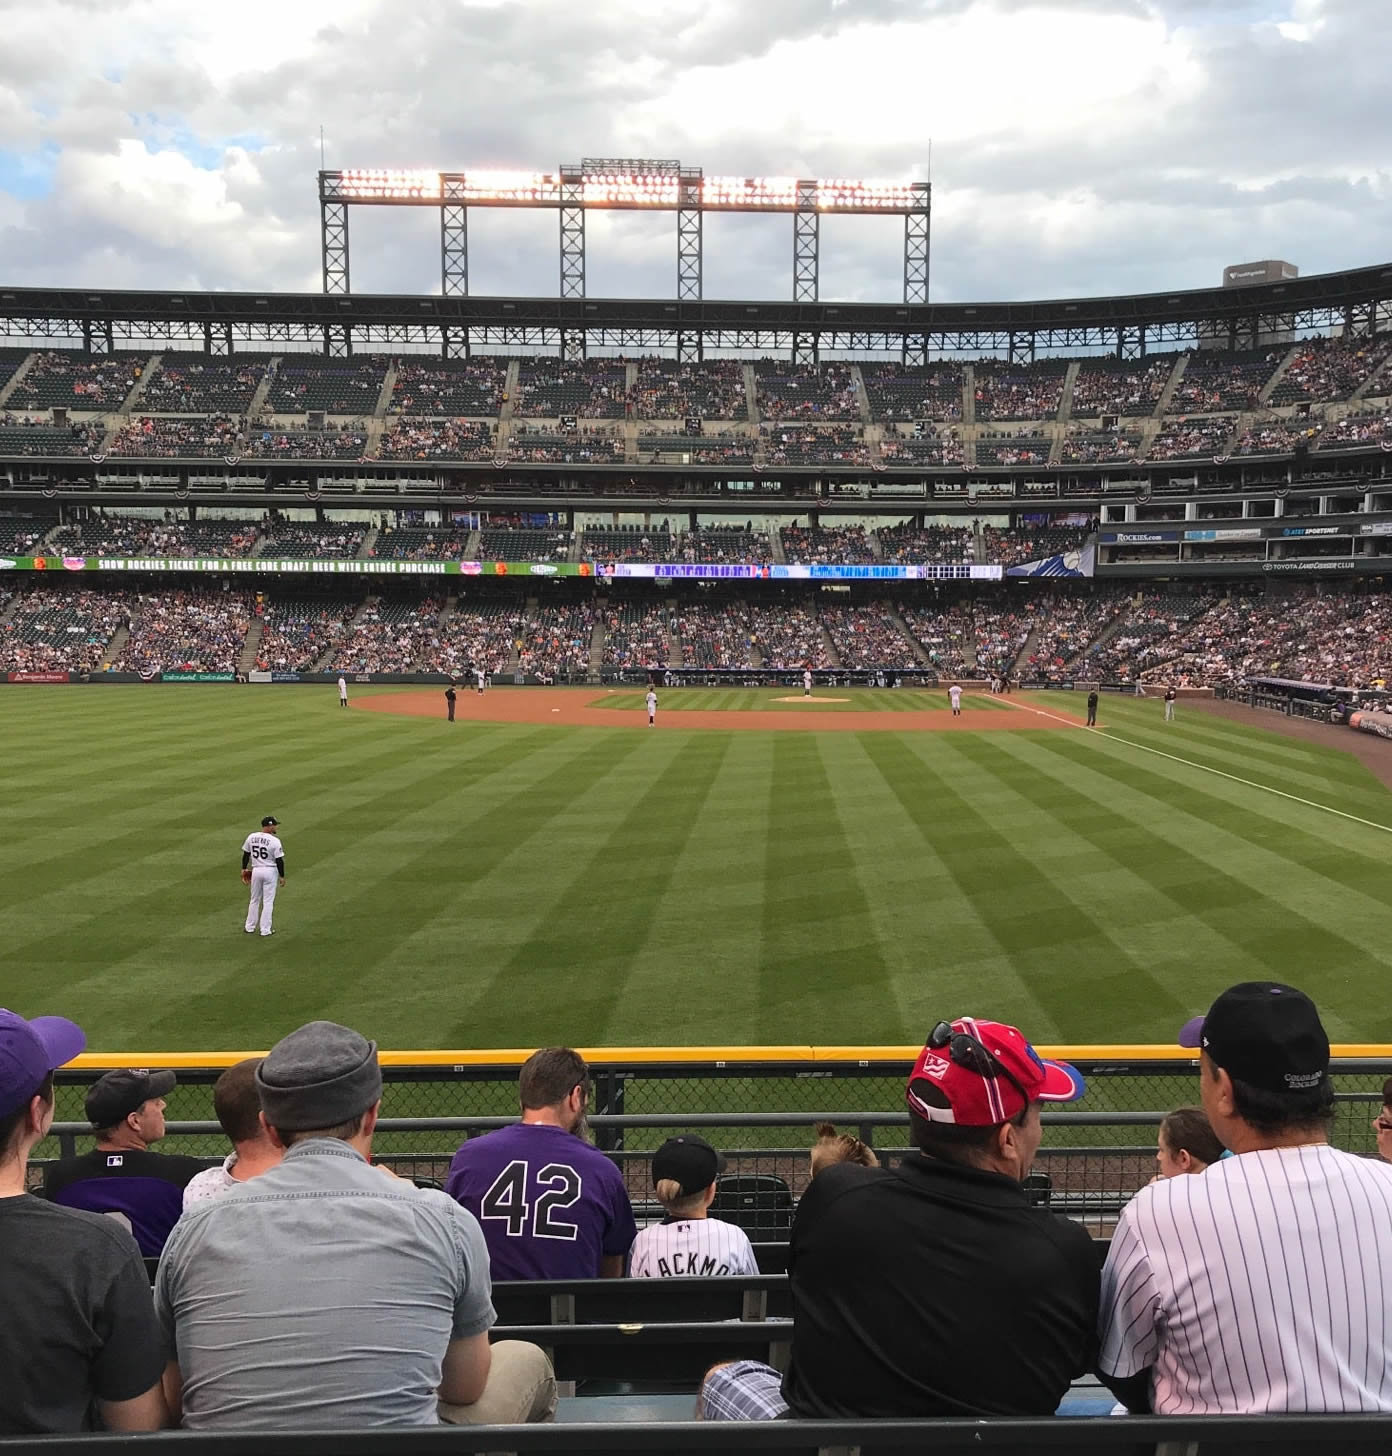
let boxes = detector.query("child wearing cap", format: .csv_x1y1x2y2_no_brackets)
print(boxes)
629,1135,759,1278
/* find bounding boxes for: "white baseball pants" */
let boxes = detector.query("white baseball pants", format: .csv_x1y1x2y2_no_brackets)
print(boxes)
245,867,279,935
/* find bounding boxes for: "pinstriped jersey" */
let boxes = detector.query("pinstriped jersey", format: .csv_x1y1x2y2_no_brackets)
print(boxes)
629,1216,758,1278
1099,1143,1392,1413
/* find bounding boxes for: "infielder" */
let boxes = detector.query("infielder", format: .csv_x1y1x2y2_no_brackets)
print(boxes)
241,815,285,937
475,667,486,696
1164,685,1176,722
949,683,963,716
803,667,813,697
337,675,348,708
646,687,657,726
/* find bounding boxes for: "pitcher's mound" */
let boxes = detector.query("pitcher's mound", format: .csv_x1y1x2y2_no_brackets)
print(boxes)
772,695,850,703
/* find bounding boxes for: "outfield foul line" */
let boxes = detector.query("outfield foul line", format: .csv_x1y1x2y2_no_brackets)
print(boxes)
1011,701,1392,837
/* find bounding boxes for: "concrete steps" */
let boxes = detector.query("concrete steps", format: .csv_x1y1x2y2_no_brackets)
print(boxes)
0,352,36,409
102,624,130,668
311,596,373,672
1154,355,1188,417
1259,344,1300,405
238,619,264,675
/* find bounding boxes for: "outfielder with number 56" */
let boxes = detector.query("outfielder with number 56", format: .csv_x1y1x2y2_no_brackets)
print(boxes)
241,815,285,937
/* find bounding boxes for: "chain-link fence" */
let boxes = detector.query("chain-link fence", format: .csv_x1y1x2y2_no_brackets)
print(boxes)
36,1058,1391,1225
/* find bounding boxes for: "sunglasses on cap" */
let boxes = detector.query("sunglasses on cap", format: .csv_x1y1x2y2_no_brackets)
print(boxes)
928,1020,1030,1107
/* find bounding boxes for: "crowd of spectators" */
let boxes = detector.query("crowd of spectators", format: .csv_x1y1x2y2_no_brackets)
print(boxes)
818,604,917,668
584,526,676,564
515,360,626,419
975,433,1051,467
1018,588,1130,680
478,523,573,562
1059,425,1142,464
116,589,252,674
508,424,623,464
877,523,973,565
601,602,671,669
1068,358,1173,418
378,419,496,462
746,599,829,667
861,363,965,422
0,514,54,552
754,364,859,421
1313,411,1392,451
389,359,505,416
629,361,746,419
422,600,522,678
972,363,1066,422
139,359,267,414
1232,419,1314,456
981,525,1089,567
895,602,973,673
51,514,258,558
759,424,870,467
371,525,472,560
970,596,1031,676
1270,335,1392,405
682,525,774,565
1171,352,1275,414
673,601,757,668
517,602,596,679
878,426,965,468
242,425,369,460
0,414,103,457
324,597,444,674
637,433,755,465
780,524,876,566
7,352,144,410
109,416,241,458
255,597,354,671
266,359,386,414
1146,415,1236,461
258,523,366,559
1,586,129,672
1078,591,1219,681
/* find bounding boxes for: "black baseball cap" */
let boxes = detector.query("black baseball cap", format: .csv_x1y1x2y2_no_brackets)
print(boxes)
86,1068,177,1128
652,1134,724,1195
1179,982,1329,1096
261,816,279,827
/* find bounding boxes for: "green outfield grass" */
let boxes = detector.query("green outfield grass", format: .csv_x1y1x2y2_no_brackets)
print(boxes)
3,684,1390,1052
590,688,1020,712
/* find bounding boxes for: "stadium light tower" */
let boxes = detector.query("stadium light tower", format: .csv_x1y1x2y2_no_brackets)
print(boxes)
318,160,930,359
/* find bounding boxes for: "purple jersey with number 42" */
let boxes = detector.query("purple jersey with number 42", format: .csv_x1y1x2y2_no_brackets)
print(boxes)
445,1123,638,1280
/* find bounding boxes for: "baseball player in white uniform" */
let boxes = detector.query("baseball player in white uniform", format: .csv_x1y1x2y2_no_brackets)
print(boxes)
241,815,285,937
803,667,813,697
948,683,963,716
475,667,486,696
646,687,657,726
629,1136,758,1278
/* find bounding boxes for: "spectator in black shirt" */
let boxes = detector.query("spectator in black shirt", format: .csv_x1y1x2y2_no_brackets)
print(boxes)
700,1016,1098,1420
0,1009,168,1434
44,1068,206,1256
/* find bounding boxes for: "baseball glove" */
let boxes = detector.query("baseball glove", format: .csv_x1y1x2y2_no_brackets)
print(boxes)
241,868,253,885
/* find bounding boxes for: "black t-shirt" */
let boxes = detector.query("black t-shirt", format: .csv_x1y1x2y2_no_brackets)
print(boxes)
44,1147,207,1256
781,1155,1099,1419
0,1195,165,1434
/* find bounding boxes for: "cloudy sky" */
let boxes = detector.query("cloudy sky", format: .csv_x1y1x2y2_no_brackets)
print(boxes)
0,0,1385,306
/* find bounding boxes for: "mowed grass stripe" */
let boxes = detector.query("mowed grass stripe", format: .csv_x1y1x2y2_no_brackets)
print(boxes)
609,737,774,1044
835,733,1050,1037
143,730,655,1048
452,733,734,1047
952,735,1340,1025
860,733,1185,1042
757,736,892,1042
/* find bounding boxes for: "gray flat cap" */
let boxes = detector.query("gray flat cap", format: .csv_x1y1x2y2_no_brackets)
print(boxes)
256,1021,382,1132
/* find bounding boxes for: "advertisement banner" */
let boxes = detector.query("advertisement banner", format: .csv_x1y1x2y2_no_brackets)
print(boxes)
6,671,70,683
603,562,1004,581
1349,710,1392,741
1099,531,1181,545
271,671,303,683
249,671,273,684
1006,544,1096,579
1183,527,1264,543
0,556,596,577
160,672,237,682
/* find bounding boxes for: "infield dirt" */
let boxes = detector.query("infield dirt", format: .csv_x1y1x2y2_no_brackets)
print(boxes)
357,687,1085,733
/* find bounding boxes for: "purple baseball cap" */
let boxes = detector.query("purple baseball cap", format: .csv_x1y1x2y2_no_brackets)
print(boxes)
0,1009,86,1118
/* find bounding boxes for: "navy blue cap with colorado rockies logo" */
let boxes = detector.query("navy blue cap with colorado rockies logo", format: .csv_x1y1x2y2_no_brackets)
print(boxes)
261,816,279,827
1179,981,1329,1096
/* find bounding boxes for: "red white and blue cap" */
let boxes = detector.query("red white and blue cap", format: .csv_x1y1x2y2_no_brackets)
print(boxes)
0,1008,86,1118
906,1017,1085,1127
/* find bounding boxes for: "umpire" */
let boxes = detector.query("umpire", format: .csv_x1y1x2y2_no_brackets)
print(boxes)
1086,690,1099,727
445,683,457,721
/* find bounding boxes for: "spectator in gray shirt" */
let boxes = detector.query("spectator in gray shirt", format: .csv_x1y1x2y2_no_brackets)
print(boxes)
155,1020,555,1429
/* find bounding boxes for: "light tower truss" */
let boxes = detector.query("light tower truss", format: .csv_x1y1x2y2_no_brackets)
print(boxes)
319,162,932,347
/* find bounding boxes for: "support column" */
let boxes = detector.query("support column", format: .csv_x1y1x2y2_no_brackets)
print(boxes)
320,200,350,295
